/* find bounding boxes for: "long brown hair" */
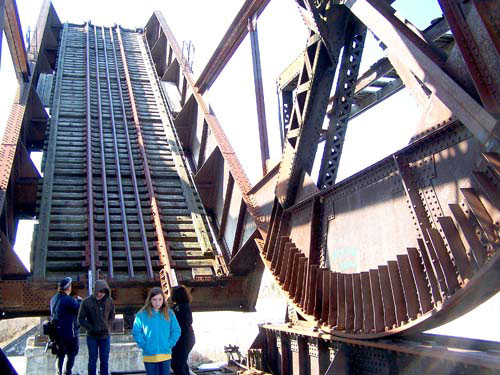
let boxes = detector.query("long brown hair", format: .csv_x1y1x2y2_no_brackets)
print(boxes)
171,285,192,305
140,287,169,320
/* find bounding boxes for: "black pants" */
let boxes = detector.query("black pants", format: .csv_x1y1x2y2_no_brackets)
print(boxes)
171,335,195,375
56,336,79,375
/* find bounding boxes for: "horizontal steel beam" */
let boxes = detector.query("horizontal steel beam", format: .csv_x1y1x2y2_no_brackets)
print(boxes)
259,324,500,372
0,277,257,318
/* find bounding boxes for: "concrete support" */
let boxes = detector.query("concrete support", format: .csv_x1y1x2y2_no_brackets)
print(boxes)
25,334,144,375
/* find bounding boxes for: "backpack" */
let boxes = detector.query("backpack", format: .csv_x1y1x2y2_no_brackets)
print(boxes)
42,295,62,355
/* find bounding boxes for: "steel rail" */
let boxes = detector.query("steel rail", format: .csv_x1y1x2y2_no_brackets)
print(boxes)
116,26,176,290
85,22,97,284
101,25,134,278
93,24,114,279
110,26,154,280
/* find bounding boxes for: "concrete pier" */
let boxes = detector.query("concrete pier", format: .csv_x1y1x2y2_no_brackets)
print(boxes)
25,334,144,375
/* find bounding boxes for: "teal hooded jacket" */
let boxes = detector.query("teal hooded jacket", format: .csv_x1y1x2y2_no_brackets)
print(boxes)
132,308,181,357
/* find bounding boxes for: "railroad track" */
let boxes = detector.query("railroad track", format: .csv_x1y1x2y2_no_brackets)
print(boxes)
33,23,219,287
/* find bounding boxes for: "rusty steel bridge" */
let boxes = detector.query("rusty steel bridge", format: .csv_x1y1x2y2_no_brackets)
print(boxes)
0,0,500,374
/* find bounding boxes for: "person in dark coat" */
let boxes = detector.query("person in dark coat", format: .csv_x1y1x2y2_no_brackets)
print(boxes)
77,279,115,375
50,277,82,375
170,285,195,375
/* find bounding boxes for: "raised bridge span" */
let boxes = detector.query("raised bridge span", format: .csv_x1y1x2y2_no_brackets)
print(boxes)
1,0,500,374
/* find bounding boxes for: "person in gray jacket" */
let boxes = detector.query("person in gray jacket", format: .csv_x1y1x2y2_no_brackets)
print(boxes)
77,280,115,375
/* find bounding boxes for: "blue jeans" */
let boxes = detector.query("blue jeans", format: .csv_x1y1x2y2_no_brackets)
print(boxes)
55,336,79,375
144,360,171,375
87,335,110,375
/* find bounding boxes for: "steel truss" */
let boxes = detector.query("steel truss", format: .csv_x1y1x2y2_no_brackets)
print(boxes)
0,0,499,373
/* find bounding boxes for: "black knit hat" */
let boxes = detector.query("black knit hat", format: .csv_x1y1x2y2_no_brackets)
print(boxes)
58,277,72,290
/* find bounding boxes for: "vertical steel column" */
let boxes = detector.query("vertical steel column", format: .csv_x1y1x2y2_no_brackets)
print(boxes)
101,26,134,278
110,26,153,280
116,26,176,290
317,19,366,189
93,25,114,279
248,15,269,176
85,22,97,285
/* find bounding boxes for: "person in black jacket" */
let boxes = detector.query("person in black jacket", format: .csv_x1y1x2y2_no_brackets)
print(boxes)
50,277,82,375
78,279,115,375
170,286,195,375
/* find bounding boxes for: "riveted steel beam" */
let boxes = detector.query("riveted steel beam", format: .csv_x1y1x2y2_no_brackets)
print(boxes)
438,0,500,113
343,0,499,147
318,17,367,188
276,5,349,208
3,0,29,82
195,0,271,94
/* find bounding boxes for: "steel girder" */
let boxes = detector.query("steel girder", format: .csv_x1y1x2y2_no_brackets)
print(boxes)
256,0,500,340
2,0,29,82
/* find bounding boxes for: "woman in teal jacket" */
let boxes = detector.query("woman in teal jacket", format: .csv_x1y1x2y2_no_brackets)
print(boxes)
132,287,181,375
